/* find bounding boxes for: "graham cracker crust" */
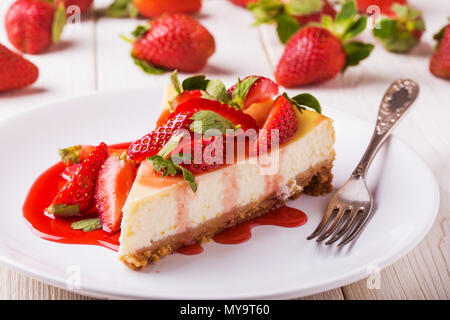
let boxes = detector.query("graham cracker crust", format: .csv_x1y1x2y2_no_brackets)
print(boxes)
120,158,334,270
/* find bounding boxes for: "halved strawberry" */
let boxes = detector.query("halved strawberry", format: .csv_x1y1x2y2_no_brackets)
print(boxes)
47,142,108,216
255,95,298,153
227,76,279,109
170,89,203,109
95,155,137,233
128,98,258,161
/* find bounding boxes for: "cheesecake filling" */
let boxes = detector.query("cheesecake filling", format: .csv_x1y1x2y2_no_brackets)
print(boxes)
119,116,335,266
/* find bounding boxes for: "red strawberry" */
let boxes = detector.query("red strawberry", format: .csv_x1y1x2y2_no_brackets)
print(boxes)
227,76,279,109
0,43,39,92
127,108,196,161
430,24,450,79
373,4,425,53
249,0,336,43
59,145,95,165
228,0,258,7
62,0,94,14
275,2,373,87
95,155,137,233
128,98,258,161
355,0,407,17
255,94,298,152
130,14,215,73
5,0,66,54
47,142,108,216
170,90,203,110
132,0,201,18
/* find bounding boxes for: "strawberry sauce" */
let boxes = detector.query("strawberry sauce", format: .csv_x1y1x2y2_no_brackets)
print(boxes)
23,142,308,257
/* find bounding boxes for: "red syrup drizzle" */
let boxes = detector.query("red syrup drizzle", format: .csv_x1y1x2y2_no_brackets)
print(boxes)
23,141,308,256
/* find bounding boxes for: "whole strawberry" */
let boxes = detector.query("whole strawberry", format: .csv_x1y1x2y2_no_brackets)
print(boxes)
62,0,94,14
373,4,425,53
0,43,39,92
355,0,407,16
249,0,337,43
275,1,374,87
430,24,450,79
127,14,215,73
5,0,66,54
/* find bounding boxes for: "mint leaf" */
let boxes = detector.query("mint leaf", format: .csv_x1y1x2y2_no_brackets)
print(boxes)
276,12,300,43
189,110,236,134
58,145,81,165
71,218,102,232
231,77,258,109
170,70,182,94
147,156,198,192
157,133,184,158
131,24,150,40
131,55,166,74
283,92,321,114
205,79,231,103
182,75,209,91
343,41,374,70
51,3,66,44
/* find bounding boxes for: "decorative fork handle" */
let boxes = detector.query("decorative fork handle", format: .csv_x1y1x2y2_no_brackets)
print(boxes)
352,79,420,178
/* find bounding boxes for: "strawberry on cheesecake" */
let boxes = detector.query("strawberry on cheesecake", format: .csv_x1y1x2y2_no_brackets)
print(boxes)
40,73,335,270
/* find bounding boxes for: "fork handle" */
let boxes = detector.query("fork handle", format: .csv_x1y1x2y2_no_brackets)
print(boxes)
352,79,420,178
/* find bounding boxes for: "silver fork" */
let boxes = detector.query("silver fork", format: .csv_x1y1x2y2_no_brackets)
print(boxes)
307,79,420,246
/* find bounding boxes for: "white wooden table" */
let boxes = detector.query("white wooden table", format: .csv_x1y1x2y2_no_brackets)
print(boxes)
0,0,448,300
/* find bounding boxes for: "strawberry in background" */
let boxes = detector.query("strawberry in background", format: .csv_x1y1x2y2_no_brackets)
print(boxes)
355,0,407,16
0,43,39,92
430,24,450,79
125,14,215,73
275,0,374,87
62,0,94,14
249,0,336,43
372,3,425,53
107,0,201,18
5,0,66,54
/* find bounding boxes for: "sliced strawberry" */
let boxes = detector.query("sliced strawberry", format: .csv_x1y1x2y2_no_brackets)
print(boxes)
255,95,298,153
128,98,258,161
47,142,108,216
127,108,197,161
170,89,203,109
227,76,279,110
61,164,81,181
174,98,259,131
95,155,137,233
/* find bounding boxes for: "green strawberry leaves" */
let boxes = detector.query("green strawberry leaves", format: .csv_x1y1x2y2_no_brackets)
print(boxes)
71,218,102,232
59,145,82,165
276,13,300,44
249,0,327,44
231,77,258,108
343,41,374,70
147,155,198,192
372,4,425,53
283,92,321,114
47,203,80,217
106,0,138,18
332,0,367,41
51,3,66,44
433,25,448,48
131,25,150,39
131,54,166,75
182,75,209,91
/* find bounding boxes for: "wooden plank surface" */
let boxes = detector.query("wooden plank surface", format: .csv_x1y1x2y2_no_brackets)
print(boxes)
0,0,448,299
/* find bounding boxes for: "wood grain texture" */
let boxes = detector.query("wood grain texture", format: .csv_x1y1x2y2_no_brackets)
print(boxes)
0,0,448,299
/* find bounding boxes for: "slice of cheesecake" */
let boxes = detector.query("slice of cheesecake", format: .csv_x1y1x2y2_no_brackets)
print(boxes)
119,107,335,269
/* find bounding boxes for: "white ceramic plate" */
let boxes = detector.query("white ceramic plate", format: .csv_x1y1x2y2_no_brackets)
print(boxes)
0,88,439,299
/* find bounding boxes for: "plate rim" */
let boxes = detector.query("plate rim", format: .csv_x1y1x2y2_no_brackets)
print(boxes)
0,89,440,299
